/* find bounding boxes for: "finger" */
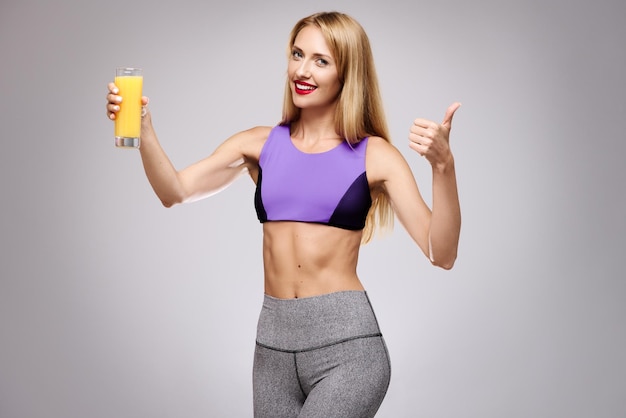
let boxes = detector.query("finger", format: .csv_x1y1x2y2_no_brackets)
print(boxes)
409,135,433,156
410,124,434,139
106,102,120,120
408,141,427,156
107,82,119,95
107,93,122,104
441,102,461,128
141,96,150,106
412,118,438,130
107,102,121,112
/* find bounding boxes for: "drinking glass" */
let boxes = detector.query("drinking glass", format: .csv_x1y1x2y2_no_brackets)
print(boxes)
114,67,143,148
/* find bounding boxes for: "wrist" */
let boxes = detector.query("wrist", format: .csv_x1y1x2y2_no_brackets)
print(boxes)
140,110,152,128
432,153,455,174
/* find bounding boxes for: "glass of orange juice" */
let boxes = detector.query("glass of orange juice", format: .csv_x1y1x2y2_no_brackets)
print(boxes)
114,67,143,148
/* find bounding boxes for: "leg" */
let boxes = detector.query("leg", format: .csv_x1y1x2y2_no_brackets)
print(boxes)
297,336,391,418
253,344,306,418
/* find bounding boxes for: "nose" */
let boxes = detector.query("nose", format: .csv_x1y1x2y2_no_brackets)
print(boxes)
295,59,311,79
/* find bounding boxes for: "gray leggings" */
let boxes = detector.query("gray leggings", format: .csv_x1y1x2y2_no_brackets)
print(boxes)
253,291,391,418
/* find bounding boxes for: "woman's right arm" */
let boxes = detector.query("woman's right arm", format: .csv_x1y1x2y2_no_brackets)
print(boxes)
106,83,267,207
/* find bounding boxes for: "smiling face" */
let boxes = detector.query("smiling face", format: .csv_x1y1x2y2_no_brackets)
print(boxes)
287,25,342,112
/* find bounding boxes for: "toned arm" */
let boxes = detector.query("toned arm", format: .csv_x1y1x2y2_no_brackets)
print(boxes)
106,83,269,207
138,114,269,207
366,137,433,259
366,103,461,269
408,103,461,268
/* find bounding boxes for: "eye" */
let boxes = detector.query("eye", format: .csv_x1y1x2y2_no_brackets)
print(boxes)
291,50,303,60
316,58,329,66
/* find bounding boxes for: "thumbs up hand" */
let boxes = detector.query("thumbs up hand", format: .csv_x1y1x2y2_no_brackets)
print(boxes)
409,102,461,169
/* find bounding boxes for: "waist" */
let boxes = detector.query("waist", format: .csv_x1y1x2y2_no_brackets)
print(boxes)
263,220,360,264
256,290,382,352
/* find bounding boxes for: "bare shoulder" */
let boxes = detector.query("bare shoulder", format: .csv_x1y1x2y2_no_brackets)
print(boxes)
220,125,273,163
230,125,272,146
366,135,402,157
366,135,411,184
239,125,273,141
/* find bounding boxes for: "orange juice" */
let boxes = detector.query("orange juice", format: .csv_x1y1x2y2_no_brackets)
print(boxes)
114,68,143,147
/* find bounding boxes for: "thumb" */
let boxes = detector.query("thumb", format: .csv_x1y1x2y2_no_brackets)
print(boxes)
442,102,461,129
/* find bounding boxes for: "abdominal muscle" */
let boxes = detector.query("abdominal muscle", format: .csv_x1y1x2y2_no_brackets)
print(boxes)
262,221,365,299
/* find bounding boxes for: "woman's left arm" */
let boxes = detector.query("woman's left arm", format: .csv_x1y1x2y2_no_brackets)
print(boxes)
368,102,461,270
408,102,462,269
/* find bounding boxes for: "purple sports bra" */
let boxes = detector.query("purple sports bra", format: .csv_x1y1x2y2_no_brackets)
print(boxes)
254,125,372,230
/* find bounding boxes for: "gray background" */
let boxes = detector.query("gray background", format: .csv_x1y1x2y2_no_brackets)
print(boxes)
1,0,624,417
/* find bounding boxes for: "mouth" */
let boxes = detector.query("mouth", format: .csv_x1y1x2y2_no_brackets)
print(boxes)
294,81,317,95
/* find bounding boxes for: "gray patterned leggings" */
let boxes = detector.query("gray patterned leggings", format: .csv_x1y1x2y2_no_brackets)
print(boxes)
253,291,391,418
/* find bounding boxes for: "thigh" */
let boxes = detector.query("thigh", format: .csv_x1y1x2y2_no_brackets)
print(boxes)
253,344,305,418
297,336,391,418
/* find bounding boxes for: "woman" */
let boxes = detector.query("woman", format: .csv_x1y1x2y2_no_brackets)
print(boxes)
106,11,460,418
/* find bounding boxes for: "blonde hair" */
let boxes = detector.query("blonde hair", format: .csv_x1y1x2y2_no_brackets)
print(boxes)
280,11,393,243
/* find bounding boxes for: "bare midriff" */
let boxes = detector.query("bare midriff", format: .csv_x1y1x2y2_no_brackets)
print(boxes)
262,221,365,299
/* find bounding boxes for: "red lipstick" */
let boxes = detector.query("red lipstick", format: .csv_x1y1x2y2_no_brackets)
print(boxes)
294,81,317,95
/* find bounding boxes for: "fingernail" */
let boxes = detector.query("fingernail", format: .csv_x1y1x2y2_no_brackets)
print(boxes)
113,88,119,94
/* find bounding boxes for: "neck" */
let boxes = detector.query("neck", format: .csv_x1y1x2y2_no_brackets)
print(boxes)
292,108,338,141
291,122,339,142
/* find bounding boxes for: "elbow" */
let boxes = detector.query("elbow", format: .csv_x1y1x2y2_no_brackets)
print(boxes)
159,193,184,208
158,184,191,208
430,253,457,270
434,260,455,270
427,238,459,270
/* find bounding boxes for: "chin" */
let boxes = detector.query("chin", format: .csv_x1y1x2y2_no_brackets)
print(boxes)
291,95,310,109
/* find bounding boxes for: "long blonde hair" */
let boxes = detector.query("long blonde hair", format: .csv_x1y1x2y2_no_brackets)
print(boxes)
280,11,393,243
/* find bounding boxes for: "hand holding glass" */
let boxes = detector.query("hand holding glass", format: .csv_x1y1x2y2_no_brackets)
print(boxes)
114,67,143,148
